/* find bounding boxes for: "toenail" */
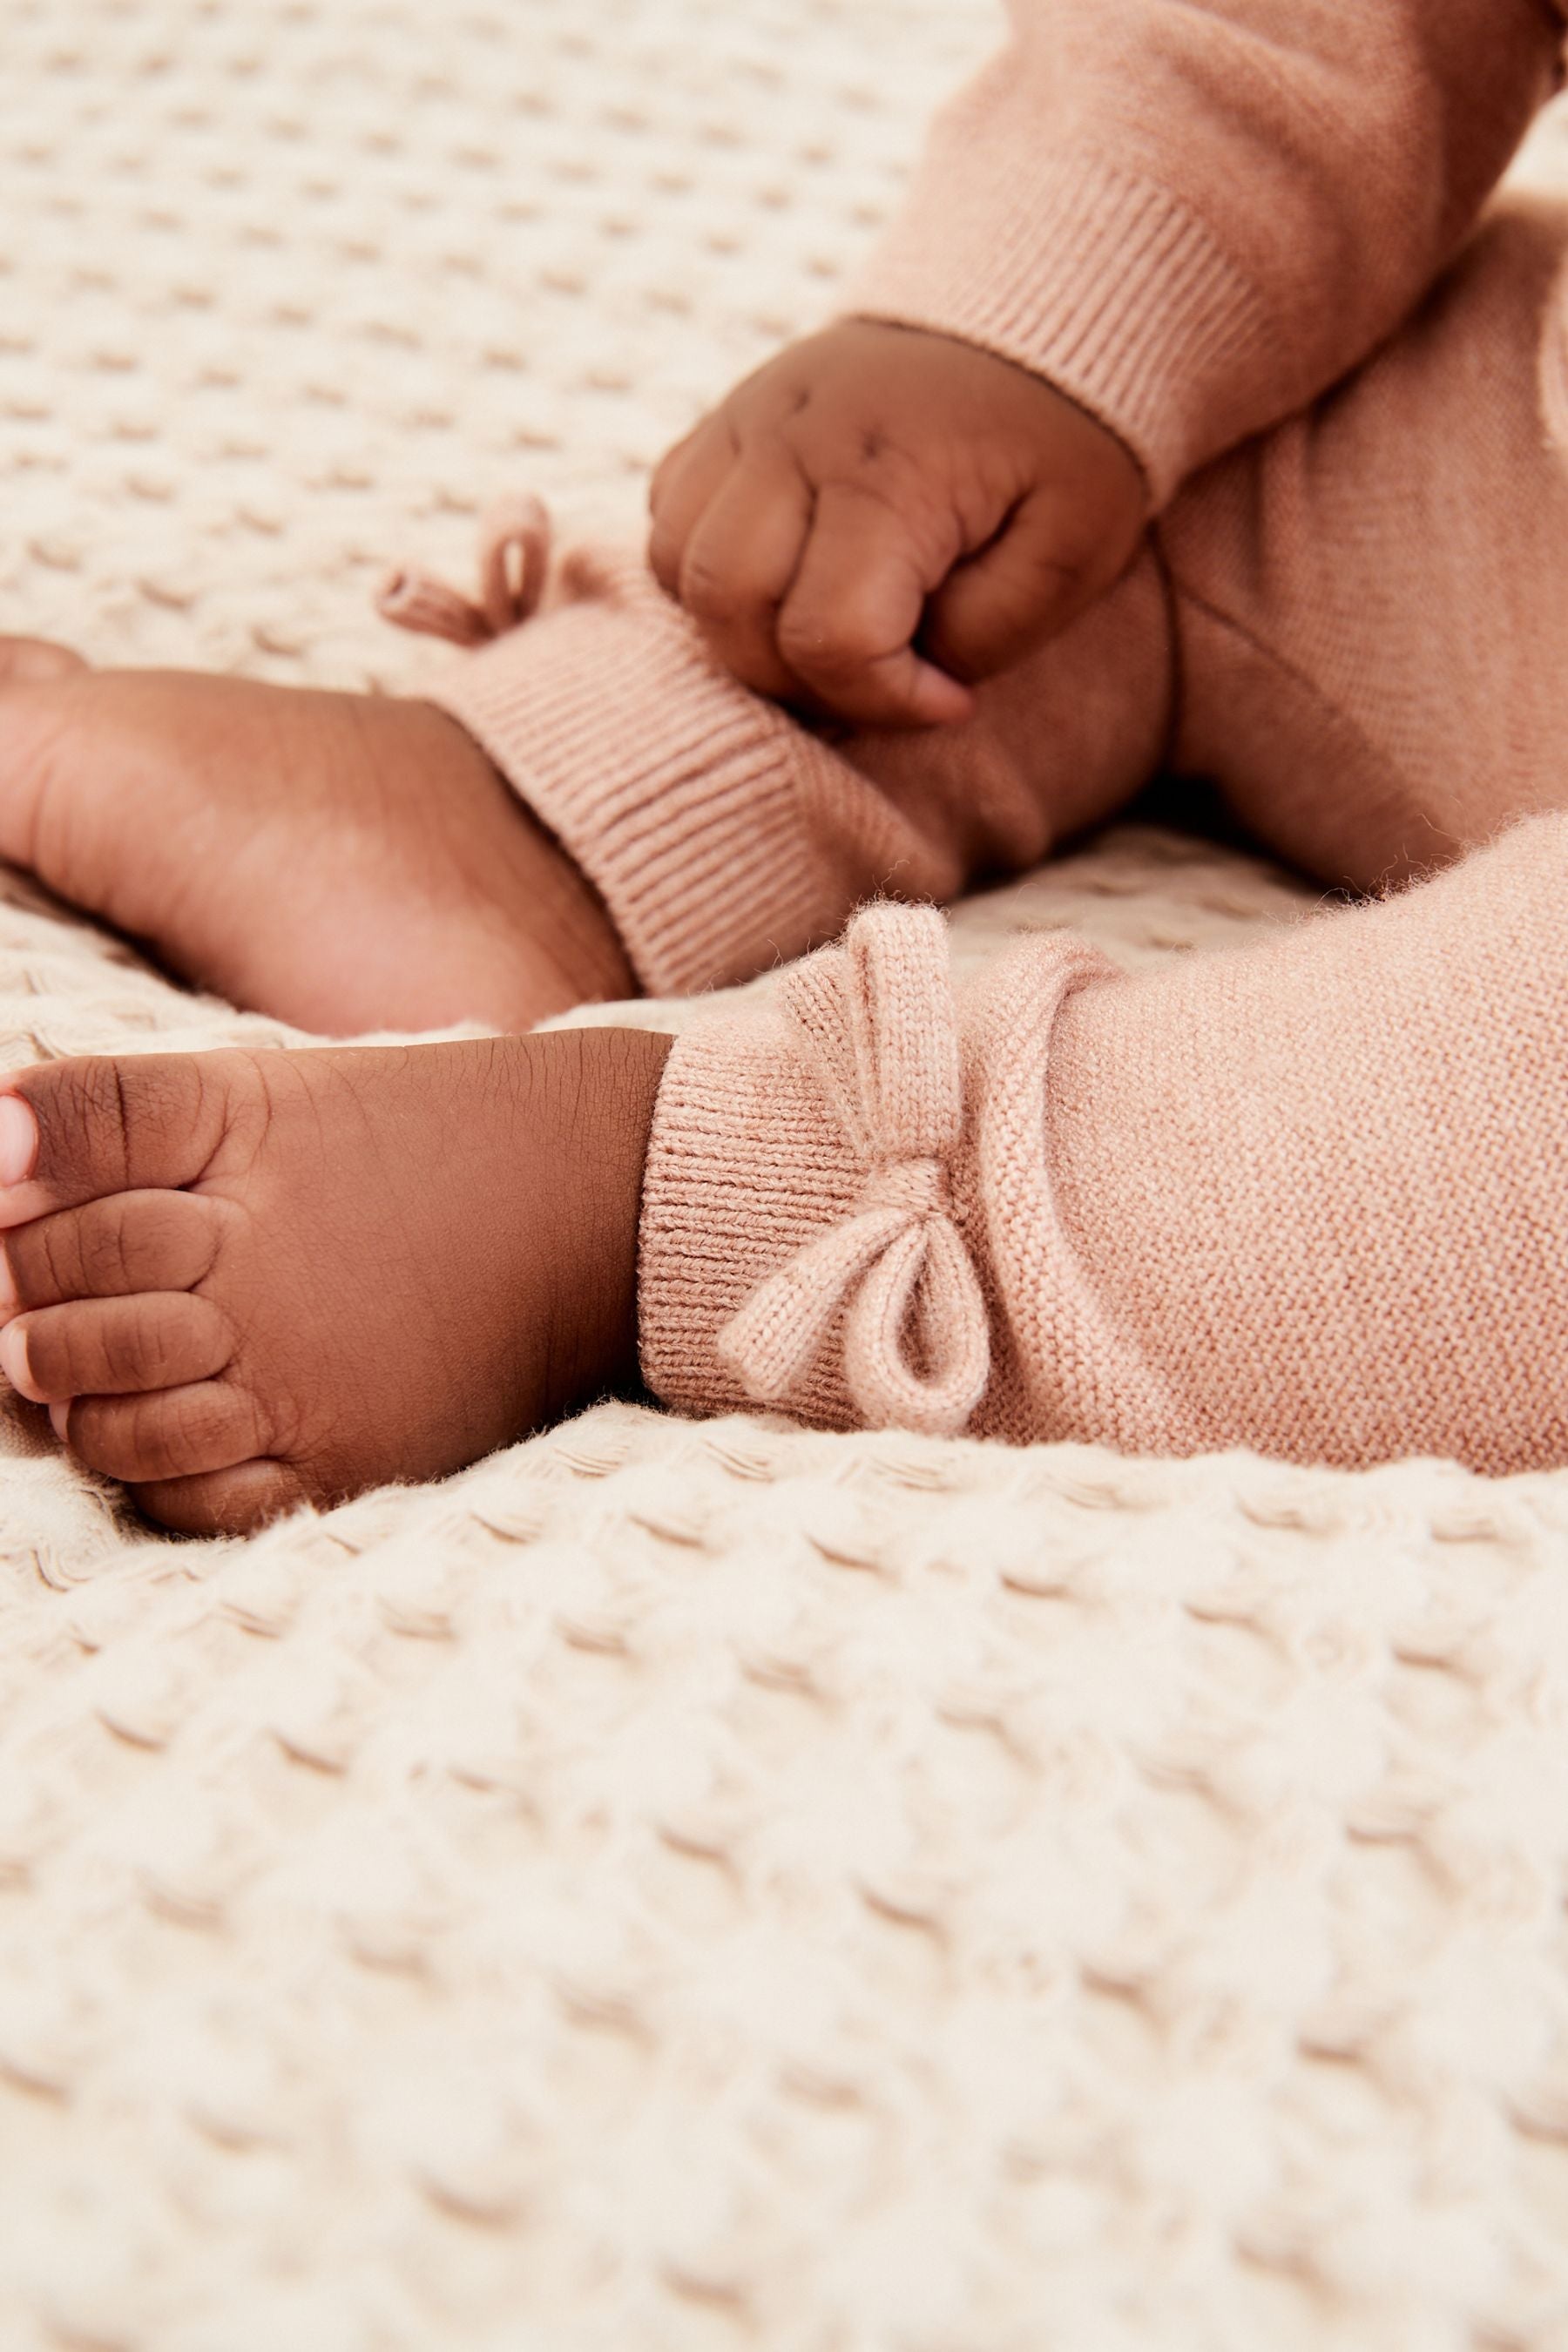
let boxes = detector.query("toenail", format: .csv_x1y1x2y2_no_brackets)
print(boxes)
48,1400,70,1444
0,1255,15,1321
0,1323,31,1398
0,1096,37,1189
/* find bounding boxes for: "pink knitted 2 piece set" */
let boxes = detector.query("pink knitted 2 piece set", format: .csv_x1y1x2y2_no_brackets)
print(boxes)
403,0,1568,1474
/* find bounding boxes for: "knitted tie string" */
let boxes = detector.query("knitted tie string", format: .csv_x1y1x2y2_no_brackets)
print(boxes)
718,904,990,1440
377,492,551,645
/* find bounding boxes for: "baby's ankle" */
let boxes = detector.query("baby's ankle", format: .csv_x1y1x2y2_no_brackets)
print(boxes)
408,701,639,1015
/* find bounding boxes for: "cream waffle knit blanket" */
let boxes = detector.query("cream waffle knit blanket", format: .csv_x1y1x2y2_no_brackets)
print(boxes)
2,2,1567,2344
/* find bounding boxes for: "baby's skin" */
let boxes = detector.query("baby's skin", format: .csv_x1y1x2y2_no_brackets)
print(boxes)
649,318,1146,727
0,322,1142,1531
0,640,632,1037
0,324,1142,1032
0,640,666,1537
0,1028,671,1534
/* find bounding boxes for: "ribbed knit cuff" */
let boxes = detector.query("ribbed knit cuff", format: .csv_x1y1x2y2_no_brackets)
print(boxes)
638,1001,865,1429
427,557,846,1000
849,152,1276,509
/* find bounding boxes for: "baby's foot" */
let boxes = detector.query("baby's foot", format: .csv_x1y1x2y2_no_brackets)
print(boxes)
0,1027,672,1533
0,640,632,1033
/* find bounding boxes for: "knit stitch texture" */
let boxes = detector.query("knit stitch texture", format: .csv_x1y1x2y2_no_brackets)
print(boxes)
3,2,1568,2347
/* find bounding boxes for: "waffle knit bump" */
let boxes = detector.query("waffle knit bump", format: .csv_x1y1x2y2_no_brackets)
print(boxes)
717,904,989,1437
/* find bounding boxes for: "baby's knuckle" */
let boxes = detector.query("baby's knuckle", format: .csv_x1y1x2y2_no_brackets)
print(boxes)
20,1227,58,1303
44,1061,114,1149
678,555,736,621
102,1321,145,1388
127,1429,178,1483
81,1211,134,1295
149,1396,207,1477
779,612,876,679
828,443,921,512
124,1197,176,1284
129,1316,179,1388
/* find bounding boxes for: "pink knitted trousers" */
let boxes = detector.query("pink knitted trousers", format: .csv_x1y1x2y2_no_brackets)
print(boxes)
426,198,1568,1471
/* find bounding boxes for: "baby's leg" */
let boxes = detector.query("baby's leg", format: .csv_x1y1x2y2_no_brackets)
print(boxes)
0,524,1171,1033
645,813,1568,1476
0,540,1173,1032
0,1024,671,1533
0,649,634,1035
417,537,1174,999
1162,194,1568,889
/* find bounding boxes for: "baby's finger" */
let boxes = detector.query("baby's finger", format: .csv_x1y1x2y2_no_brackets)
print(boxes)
923,488,1122,683
646,419,734,599
676,452,813,699
776,485,973,728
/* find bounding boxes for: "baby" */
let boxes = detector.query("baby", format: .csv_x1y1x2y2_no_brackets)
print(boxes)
0,0,1565,1533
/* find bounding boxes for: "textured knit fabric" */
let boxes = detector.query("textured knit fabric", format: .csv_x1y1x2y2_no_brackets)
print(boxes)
848,0,1565,504
427,8,1568,1473
12,5,1568,2336
436,536,1173,997
713,905,993,1439
632,191,1568,1464
643,819,1568,1474
1166,196,1568,893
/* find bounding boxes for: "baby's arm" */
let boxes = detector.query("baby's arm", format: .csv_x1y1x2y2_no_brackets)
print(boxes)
651,0,1559,726
859,0,1559,502
429,0,1558,997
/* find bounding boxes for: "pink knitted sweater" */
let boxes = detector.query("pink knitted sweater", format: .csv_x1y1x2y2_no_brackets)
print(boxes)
425,0,1568,1474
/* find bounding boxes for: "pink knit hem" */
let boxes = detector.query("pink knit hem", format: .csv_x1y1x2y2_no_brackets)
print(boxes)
849,151,1275,506
429,554,845,1000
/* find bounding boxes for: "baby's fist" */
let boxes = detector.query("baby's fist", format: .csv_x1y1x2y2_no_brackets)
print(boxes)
648,319,1146,727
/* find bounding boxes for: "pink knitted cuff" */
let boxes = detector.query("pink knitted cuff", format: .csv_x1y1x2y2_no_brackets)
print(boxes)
426,549,846,1000
639,998,863,1429
639,905,992,1437
849,151,1275,509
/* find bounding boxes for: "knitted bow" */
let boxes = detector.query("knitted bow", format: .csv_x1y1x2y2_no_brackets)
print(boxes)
718,903,990,1439
377,493,551,645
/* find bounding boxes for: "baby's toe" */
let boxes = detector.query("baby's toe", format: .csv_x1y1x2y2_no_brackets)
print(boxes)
130,1460,313,1538
58,1379,272,1486
0,1292,233,1403
0,1054,240,1229
0,1190,221,1319
0,638,89,686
